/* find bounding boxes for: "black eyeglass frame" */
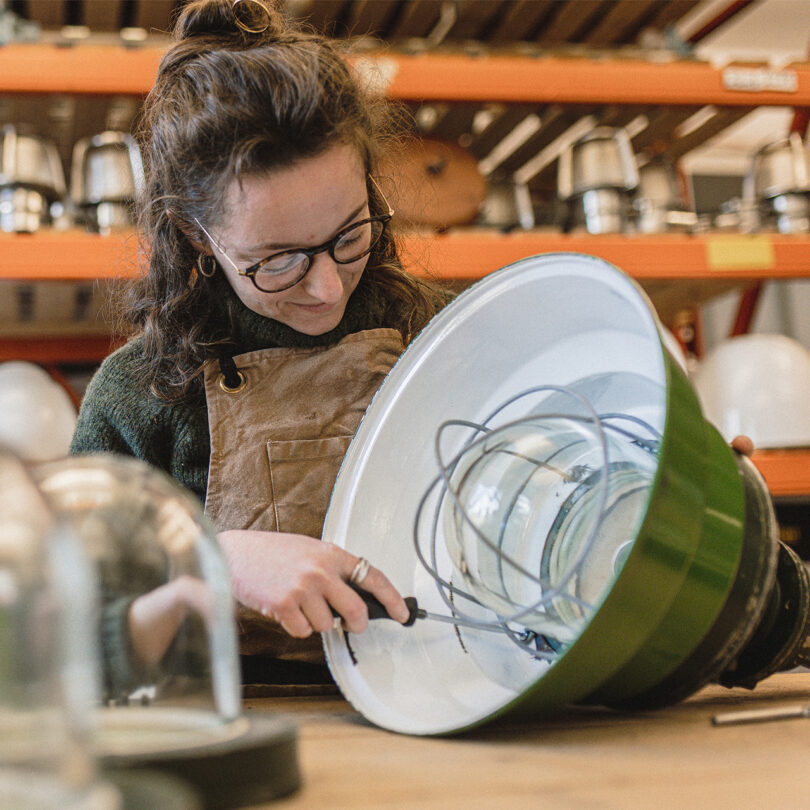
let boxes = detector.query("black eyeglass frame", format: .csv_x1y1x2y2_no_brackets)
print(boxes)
247,213,392,292
194,178,394,294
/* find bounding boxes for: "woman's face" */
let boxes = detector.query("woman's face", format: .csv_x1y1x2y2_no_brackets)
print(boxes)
207,144,370,336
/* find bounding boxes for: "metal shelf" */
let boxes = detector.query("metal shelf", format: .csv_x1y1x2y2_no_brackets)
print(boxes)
3,43,810,107
0,230,141,280
751,450,810,498
2,2,807,502
6,230,810,282
3,227,810,341
398,230,810,281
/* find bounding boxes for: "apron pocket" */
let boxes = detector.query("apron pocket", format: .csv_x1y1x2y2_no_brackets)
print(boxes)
267,435,352,538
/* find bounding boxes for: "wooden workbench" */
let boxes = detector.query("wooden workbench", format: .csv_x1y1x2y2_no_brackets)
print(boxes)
244,671,810,809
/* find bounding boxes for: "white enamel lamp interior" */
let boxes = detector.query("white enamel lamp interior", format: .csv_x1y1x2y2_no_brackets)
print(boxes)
322,252,749,736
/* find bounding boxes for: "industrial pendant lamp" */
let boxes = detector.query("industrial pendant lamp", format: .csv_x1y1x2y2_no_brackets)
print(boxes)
322,253,810,735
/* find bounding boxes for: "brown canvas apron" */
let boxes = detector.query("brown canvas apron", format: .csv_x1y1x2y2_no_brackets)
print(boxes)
203,328,404,668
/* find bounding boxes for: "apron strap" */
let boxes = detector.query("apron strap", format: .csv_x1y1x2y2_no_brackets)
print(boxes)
216,352,247,394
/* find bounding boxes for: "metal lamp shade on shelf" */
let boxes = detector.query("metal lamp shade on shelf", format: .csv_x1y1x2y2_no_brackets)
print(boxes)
558,128,639,234
745,133,810,234
0,125,66,233
70,132,144,234
634,158,697,234
322,253,809,736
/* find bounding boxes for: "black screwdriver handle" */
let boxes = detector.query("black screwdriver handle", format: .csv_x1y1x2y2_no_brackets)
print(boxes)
332,583,420,626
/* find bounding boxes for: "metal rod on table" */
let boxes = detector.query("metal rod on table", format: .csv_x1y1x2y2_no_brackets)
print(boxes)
711,705,810,726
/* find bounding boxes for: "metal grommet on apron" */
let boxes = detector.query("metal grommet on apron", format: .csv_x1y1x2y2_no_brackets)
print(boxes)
203,328,405,665
217,353,247,393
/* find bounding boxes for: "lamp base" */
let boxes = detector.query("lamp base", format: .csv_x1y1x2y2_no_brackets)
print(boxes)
100,712,300,810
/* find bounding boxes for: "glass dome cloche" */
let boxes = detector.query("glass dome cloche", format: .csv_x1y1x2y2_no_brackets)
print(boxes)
0,446,121,809
31,453,300,809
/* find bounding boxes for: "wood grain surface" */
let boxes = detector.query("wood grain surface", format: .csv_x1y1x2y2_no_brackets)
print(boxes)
243,670,810,809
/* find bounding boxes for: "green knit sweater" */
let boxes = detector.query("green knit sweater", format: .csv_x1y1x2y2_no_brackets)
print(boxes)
70,271,413,502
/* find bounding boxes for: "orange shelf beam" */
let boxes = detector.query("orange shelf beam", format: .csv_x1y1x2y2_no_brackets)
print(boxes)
398,231,810,282
0,43,160,95
2,43,810,106
4,231,810,283
0,336,123,364
0,231,142,280
372,52,810,106
752,451,810,498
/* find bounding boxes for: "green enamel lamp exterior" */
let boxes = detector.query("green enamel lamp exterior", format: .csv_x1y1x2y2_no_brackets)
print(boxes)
323,252,752,735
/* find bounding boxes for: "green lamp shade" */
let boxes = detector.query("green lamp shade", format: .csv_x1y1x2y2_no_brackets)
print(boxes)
322,253,794,735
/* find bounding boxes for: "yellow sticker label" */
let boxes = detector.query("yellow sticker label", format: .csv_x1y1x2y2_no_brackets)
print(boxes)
705,236,775,271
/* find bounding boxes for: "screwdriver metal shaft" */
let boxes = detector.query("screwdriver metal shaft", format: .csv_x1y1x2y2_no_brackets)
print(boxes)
335,583,503,632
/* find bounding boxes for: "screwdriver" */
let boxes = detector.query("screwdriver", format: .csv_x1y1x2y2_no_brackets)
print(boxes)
332,583,504,632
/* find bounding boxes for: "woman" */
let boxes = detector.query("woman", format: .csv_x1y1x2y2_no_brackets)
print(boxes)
71,0,448,684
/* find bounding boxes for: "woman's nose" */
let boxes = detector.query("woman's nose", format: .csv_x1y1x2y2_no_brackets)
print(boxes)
301,252,345,302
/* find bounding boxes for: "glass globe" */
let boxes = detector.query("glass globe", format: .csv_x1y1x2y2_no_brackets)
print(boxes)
31,454,242,756
0,448,120,809
30,454,300,807
440,378,659,646
0,362,77,462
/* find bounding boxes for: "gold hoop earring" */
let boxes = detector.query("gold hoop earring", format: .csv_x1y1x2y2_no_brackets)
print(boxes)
198,254,217,278
232,0,271,34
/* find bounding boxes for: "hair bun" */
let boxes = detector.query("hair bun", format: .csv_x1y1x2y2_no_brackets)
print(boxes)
173,0,284,43
231,0,276,34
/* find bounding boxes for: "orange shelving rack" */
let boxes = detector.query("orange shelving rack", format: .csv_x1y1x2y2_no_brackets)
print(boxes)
3,41,810,496
3,43,810,106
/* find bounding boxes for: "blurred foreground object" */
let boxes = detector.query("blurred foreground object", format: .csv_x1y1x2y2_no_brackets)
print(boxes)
33,454,301,809
0,362,77,462
0,447,121,809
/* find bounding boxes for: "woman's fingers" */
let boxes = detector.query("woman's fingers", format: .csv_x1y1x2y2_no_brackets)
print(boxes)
300,588,345,635
289,555,410,634
344,561,410,625
272,598,315,638
731,434,755,456
218,530,410,637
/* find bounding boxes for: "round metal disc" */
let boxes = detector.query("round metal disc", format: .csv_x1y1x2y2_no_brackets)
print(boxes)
100,711,300,809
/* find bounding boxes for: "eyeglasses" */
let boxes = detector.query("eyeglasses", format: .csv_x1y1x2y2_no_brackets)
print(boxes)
194,180,394,293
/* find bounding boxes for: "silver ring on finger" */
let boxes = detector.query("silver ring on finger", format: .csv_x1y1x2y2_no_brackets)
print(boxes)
349,556,371,586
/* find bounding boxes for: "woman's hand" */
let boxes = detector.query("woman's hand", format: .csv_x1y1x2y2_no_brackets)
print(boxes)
217,529,410,638
127,575,215,667
731,435,754,456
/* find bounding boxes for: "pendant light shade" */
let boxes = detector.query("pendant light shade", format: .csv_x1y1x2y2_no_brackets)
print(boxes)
322,253,810,735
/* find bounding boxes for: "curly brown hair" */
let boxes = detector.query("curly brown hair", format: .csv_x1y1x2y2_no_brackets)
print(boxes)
127,0,445,401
